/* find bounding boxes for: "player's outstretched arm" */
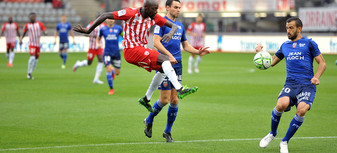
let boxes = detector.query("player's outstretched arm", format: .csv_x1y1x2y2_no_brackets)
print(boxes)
182,41,210,55
161,20,178,43
73,13,114,34
153,35,177,64
311,54,326,85
19,31,27,45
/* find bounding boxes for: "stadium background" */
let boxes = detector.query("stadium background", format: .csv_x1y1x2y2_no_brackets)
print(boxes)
0,0,337,152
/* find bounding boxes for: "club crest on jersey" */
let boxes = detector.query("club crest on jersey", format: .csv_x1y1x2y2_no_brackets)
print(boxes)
292,43,297,48
162,80,168,87
144,51,150,56
109,29,113,33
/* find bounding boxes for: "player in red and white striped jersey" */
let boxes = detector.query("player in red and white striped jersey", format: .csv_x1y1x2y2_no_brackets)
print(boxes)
72,15,106,84
19,12,47,80
187,14,206,74
74,0,199,112
1,16,20,67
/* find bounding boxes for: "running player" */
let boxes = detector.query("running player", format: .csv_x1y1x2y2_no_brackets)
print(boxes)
142,0,209,142
73,0,198,112
1,16,20,67
186,14,206,74
72,15,106,84
54,15,76,69
19,12,47,79
257,17,326,153
97,19,123,95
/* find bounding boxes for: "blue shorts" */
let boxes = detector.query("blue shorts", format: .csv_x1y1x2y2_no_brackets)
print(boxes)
159,67,182,90
103,52,121,69
278,84,316,110
59,42,69,51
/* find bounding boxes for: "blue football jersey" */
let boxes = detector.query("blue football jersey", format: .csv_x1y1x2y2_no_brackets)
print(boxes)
99,25,123,55
56,22,72,43
275,37,321,85
153,16,187,68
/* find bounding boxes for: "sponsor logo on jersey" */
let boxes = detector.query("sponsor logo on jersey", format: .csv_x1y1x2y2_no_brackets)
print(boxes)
299,43,305,47
106,34,117,40
118,10,126,17
287,52,304,61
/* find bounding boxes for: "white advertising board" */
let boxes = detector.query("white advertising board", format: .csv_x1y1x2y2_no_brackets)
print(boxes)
299,7,337,31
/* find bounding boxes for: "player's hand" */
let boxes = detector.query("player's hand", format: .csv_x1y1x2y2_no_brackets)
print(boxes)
256,44,263,52
311,77,320,85
169,56,177,65
199,47,210,55
73,24,89,34
161,33,173,43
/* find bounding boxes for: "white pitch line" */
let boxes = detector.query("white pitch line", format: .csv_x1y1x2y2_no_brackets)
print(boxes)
1,136,336,152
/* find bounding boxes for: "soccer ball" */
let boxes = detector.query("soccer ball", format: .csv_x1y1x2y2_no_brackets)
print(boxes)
253,51,272,70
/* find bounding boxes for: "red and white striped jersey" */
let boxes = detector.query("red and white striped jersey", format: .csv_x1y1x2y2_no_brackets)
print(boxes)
187,22,206,48
112,8,167,49
1,22,19,43
87,22,106,50
23,21,46,47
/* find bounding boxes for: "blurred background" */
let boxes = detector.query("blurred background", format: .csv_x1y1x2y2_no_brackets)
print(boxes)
0,0,337,53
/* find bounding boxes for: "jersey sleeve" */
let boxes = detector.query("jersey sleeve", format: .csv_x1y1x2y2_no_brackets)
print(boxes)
308,39,321,57
98,27,103,37
23,24,28,33
67,23,72,30
15,23,19,31
112,8,135,20
38,22,46,31
187,23,194,32
1,23,5,31
181,26,187,42
56,23,60,31
153,25,164,37
202,23,206,32
275,44,284,60
154,14,167,27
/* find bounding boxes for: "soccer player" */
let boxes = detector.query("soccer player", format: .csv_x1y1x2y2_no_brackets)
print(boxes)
186,14,206,74
97,19,123,95
142,0,209,142
257,17,326,153
73,0,198,112
54,15,76,69
1,16,20,67
72,15,106,84
19,12,47,80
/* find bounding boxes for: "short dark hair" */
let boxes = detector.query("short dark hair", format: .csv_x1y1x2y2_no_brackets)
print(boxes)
166,0,180,7
286,17,302,28
29,12,36,16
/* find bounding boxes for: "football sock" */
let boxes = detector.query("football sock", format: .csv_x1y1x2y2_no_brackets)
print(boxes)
282,114,304,142
162,61,182,90
188,55,193,70
270,107,283,136
146,100,164,124
59,52,64,59
94,62,103,81
32,59,38,72
145,72,166,100
106,71,113,89
112,68,115,80
28,56,35,74
9,52,14,64
164,103,178,133
78,60,88,67
6,52,9,60
62,53,67,65
195,56,202,68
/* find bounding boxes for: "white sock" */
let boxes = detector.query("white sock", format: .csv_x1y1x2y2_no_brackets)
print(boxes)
78,60,88,67
188,55,193,70
9,52,15,64
28,56,35,74
32,59,38,72
94,62,103,81
161,61,182,90
145,72,166,100
6,53,9,60
195,56,202,69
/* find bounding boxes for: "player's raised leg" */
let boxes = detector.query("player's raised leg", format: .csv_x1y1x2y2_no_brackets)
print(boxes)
93,54,104,84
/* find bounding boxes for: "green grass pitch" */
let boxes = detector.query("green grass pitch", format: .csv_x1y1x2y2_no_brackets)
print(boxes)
0,52,336,153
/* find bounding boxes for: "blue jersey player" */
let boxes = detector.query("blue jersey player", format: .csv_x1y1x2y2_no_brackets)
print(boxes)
97,19,123,95
54,15,75,69
257,17,326,153
141,0,210,142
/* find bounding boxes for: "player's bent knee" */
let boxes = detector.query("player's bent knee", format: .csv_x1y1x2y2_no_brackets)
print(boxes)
170,98,179,105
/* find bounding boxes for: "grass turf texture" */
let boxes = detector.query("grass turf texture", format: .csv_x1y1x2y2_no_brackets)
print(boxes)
0,52,336,153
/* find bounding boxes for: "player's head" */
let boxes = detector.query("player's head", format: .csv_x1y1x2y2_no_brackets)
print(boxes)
196,14,203,23
166,0,181,19
29,12,36,23
8,16,13,23
143,0,159,19
106,19,115,27
61,15,67,23
286,17,302,41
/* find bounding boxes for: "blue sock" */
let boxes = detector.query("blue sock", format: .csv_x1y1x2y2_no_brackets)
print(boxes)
62,53,67,65
59,53,63,59
106,71,113,89
146,100,164,124
282,114,304,142
270,107,283,136
164,104,178,133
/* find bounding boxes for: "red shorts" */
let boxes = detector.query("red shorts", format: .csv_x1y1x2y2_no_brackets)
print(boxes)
7,42,16,49
124,46,161,72
29,46,40,58
87,48,103,60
